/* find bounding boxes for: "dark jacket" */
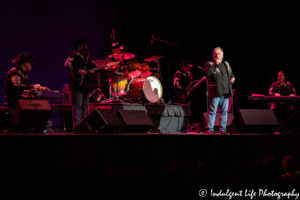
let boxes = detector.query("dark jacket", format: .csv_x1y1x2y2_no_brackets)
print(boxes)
4,66,34,108
205,61,235,99
64,50,97,92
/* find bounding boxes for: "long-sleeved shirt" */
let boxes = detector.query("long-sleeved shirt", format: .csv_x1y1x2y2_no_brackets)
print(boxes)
64,50,97,92
4,66,34,108
269,81,297,96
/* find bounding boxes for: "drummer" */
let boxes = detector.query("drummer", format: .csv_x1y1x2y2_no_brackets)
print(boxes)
106,42,124,62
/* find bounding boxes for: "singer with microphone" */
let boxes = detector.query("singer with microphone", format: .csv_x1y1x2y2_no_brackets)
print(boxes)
64,37,98,128
204,47,235,134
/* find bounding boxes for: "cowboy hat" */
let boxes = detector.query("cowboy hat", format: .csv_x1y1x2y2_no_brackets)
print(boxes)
73,37,90,49
12,53,37,63
182,61,193,67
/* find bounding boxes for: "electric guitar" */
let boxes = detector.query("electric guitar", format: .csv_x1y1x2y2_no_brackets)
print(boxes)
77,61,119,82
178,76,206,104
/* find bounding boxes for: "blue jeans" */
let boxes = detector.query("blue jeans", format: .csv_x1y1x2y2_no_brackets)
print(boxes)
71,88,90,127
207,95,229,131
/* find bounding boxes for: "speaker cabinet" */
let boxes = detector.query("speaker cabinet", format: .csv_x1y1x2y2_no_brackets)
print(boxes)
116,110,153,133
197,112,234,132
276,111,300,134
13,99,51,133
228,109,278,134
73,109,124,134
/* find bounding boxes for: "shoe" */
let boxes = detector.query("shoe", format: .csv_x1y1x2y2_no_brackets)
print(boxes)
206,130,215,134
220,131,229,134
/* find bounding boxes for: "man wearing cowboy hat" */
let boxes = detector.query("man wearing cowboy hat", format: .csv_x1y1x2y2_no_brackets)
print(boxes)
64,37,98,127
4,53,42,108
173,61,194,104
204,47,235,134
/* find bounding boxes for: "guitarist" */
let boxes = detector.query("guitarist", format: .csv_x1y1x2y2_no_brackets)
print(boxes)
173,61,194,105
64,37,98,127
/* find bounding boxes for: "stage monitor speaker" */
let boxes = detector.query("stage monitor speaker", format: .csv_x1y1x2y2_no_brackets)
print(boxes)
228,109,278,134
116,110,153,133
73,109,124,134
276,111,300,134
196,112,234,132
13,99,52,133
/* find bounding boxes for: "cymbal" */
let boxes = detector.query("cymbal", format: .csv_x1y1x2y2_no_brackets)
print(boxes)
144,55,162,62
112,52,135,60
94,60,117,70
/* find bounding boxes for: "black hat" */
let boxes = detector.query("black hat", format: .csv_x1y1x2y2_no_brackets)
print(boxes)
73,37,90,49
182,61,193,67
110,42,124,50
12,53,37,64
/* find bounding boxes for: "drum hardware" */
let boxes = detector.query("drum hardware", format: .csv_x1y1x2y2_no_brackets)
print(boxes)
112,52,135,60
144,55,162,62
89,72,106,102
102,52,135,104
151,34,180,102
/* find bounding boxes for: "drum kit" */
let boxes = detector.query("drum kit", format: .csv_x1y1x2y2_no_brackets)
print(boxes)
93,52,164,104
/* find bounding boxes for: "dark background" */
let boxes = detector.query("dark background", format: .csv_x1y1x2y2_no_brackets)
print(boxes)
1,1,298,124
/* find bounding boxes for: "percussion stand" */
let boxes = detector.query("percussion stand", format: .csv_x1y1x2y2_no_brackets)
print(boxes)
89,72,106,102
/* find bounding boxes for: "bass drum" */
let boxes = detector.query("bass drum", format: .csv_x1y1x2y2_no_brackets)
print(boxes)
127,76,163,103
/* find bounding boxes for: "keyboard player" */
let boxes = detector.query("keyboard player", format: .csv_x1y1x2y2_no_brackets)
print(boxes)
4,53,47,109
268,71,297,123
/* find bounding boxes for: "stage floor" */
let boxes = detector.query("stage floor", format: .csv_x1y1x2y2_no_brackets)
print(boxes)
1,132,299,176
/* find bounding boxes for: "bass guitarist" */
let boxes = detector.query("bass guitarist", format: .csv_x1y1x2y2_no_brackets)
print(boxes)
173,61,195,105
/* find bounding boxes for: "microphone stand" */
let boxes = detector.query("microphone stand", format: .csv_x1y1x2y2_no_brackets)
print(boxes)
206,76,209,133
153,36,180,102
80,49,91,86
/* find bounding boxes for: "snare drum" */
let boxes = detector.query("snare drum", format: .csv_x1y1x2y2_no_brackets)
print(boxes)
141,63,152,78
127,61,142,79
127,76,163,103
110,73,128,96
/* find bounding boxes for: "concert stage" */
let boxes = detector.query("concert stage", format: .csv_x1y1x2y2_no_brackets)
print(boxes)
1,133,299,176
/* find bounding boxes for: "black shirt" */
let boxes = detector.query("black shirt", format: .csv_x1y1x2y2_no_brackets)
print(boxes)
4,66,34,108
64,50,97,92
173,69,194,91
269,81,297,96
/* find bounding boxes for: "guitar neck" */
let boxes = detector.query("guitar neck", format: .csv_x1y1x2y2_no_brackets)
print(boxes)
189,77,206,92
88,65,107,73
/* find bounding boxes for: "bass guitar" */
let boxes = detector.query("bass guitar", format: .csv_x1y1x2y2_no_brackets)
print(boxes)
178,76,206,104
